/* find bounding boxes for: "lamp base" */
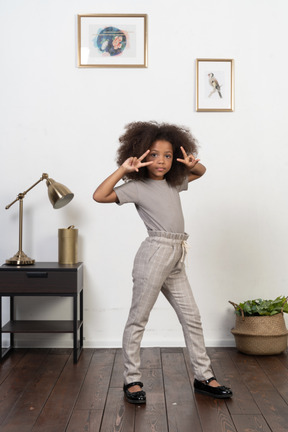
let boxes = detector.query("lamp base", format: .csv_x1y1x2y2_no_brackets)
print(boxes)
6,251,35,266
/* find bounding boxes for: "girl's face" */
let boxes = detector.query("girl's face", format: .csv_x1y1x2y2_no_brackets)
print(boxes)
146,140,173,180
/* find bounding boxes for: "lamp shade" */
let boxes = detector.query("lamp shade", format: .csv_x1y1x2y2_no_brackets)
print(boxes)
46,178,74,209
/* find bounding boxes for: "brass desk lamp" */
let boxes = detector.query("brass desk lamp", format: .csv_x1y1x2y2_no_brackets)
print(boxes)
5,173,74,265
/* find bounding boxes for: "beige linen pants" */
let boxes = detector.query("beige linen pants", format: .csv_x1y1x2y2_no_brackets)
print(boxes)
122,231,213,384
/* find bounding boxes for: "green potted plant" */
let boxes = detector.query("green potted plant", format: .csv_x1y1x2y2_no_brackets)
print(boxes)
229,296,288,355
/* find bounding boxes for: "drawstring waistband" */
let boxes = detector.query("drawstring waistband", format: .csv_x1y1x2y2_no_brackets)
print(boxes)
148,231,189,263
148,231,189,241
181,240,189,263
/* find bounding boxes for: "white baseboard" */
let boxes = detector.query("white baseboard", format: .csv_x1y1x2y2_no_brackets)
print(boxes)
12,335,235,349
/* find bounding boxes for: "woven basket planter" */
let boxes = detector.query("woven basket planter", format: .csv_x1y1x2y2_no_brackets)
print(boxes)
231,313,288,355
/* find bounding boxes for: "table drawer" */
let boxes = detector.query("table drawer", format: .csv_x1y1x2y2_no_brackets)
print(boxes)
0,270,79,294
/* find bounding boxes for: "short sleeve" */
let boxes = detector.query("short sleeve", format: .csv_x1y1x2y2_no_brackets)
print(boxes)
176,177,189,192
114,181,138,205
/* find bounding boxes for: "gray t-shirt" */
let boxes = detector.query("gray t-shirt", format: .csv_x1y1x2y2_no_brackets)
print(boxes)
114,178,188,233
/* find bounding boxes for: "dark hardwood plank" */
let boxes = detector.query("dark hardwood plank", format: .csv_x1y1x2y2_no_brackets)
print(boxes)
31,349,94,432
277,350,288,369
183,348,237,432
74,349,116,410
232,414,271,432
194,394,237,432
0,349,27,384
0,350,49,425
230,350,288,432
106,348,167,432
256,355,288,403
134,367,168,432
140,347,162,369
110,347,162,389
206,347,260,415
48,348,73,356
99,387,135,432
110,348,125,388
162,351,202,432
66,410,103,432
0,347,287,432
0,354,69,432
160,347,183,353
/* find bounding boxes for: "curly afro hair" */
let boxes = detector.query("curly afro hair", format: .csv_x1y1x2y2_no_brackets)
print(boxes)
116,121,199,186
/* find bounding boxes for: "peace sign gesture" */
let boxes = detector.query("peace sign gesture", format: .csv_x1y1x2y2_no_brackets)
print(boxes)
122,150,153,173
93,149,153,203
177,146,200,170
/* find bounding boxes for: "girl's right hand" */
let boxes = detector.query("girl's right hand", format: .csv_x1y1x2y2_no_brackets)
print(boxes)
122,149,153,173
93,150,153,203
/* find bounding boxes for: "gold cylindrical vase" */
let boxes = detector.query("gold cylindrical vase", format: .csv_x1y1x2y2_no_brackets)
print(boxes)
58,226,78,264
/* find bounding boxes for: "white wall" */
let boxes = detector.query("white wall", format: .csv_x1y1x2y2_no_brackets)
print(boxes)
1,0,288,349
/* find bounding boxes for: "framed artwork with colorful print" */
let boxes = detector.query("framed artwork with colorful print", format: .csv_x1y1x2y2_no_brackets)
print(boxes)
77,14,148,68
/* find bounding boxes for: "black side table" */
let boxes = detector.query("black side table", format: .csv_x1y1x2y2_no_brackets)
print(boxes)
0,262,83,363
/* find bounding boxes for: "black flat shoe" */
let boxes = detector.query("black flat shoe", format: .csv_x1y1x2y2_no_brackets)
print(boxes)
194,377,233,399
123,381,146,404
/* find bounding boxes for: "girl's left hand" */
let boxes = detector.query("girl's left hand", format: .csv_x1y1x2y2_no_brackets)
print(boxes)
177,146,200,170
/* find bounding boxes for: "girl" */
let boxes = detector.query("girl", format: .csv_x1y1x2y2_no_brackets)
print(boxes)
93,121,232,403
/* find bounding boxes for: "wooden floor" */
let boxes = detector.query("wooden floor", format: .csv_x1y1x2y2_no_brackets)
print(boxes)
0,347,288,432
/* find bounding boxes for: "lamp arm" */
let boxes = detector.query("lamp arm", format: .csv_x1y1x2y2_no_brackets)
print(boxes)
5,173,49,210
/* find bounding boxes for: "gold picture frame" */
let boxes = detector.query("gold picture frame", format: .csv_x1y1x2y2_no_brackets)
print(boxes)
196,59,234,112
77,14,148,68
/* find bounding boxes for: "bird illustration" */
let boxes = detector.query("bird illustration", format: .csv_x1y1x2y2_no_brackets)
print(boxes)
208,73,222,98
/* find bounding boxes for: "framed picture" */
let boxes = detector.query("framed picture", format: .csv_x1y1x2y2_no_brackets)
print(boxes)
77,14,148,68
196,59,234,112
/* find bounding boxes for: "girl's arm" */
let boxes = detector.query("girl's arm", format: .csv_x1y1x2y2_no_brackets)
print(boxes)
187,161,206,182
93,166,126,203
93,150,152,203
177,146,206,182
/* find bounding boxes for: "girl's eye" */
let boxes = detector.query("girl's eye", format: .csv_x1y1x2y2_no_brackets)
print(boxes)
149,153,172,159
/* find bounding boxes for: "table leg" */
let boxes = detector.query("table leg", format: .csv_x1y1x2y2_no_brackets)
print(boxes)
0,296,2,359
0,296,14,361
73,294,77,363
10,296,14,348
